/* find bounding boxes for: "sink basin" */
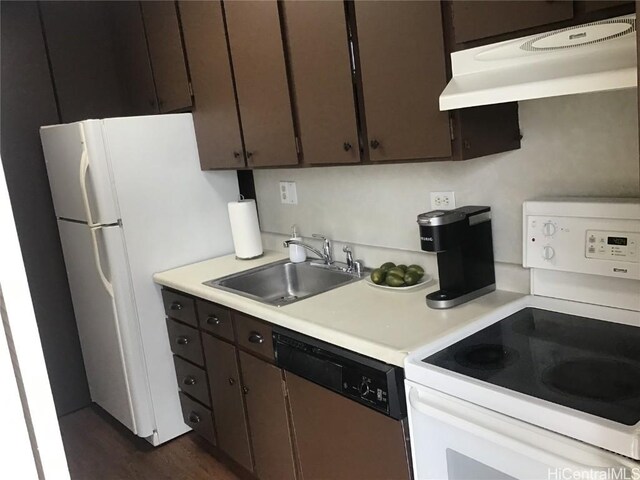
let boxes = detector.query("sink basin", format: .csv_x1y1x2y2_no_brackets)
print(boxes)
204,259,366,306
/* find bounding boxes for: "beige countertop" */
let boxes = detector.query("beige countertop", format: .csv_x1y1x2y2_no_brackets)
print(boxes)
153,251,524,367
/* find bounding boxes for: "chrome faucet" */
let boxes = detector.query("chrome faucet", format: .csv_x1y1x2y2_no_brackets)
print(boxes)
283,233,334,265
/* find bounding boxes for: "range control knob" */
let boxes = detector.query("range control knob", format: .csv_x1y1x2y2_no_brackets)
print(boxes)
542,222,556,237
542,246,555,260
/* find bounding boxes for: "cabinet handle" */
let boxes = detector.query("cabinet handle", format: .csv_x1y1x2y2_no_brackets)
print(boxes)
370,139,380,150
242,386,249,394
170,301,183,311
183,376,196,386
228,377,235,386
343,142,352,152
188,412,200,424
176,336,189,345
207,315,220,326
233,151,241,159
246,151,254,159
248,332,264,344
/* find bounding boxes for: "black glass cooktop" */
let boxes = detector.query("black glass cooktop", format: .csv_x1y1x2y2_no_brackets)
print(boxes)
423,308,640,425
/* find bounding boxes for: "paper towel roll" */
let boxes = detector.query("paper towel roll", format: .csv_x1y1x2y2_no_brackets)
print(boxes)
228,199,263,259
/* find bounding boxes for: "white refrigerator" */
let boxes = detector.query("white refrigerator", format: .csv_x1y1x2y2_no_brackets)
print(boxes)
40,113,239,445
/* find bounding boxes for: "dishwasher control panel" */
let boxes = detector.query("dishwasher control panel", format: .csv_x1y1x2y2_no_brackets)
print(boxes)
342,367,389,412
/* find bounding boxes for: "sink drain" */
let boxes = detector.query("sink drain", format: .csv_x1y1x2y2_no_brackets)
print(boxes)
279,295,298,303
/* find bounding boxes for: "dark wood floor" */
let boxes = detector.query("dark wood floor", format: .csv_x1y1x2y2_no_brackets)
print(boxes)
58,406,240,480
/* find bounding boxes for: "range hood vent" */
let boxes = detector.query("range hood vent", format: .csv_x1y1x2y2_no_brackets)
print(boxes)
439,15,637,111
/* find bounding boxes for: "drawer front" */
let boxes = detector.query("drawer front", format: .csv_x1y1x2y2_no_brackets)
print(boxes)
162,289,197,327
166,319,204,366
178,391,216,445
235,312,274,361
173,356,210,407
196,299,234,341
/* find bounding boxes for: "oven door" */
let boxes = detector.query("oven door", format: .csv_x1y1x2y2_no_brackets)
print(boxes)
406,381,639,480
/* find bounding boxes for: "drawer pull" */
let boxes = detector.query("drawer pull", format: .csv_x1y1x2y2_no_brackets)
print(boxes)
207,315,220,325
183,376,196,386
188,412,201,424
176,336,189,345
242,386,249,394
228,377,235,386
170,301,183,311
248,332,264,344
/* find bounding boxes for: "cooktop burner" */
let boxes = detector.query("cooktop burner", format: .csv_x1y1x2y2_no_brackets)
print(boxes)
543,359,640,402
454,344,520,370
423,307,640,425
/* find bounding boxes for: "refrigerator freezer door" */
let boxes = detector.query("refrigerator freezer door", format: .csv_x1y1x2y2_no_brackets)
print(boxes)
40,120,120,224
101,113,238,443
57,220,155,437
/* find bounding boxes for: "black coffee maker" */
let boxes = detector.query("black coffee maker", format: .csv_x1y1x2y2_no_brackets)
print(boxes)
417,206,495,309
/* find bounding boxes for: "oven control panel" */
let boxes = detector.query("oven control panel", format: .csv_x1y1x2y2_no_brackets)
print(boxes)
585,230,638,261
524,212,640,280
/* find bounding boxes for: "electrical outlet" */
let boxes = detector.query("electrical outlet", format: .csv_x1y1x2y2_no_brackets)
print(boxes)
430,191,456,210
279,181,298,205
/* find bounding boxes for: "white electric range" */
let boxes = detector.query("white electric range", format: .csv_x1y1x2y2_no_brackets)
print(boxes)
405,198,640,480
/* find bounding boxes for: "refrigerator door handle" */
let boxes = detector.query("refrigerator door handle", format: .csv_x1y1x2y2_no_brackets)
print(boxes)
79,124,99,228
89,226,114,298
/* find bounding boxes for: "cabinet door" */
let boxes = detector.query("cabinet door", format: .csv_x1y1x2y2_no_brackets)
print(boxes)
450,1,574,44
140,1,192,113
239,352,296,480
40,1,128,122
179,1,245,170
111,1,159,116
224,1,299,167
202,334,253,472
286,372,410,480
283,1,360,165
580,1,632,13
355,1,451,162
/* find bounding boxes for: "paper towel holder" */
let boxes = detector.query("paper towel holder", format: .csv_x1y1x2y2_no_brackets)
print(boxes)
228,195,264,260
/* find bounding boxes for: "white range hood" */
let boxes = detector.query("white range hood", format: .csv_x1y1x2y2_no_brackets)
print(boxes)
439,14,637,111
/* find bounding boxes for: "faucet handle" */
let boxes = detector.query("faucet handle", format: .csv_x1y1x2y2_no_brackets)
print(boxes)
312,234,333,264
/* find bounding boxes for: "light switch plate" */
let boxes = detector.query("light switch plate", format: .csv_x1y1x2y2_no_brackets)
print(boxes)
279,181,298,205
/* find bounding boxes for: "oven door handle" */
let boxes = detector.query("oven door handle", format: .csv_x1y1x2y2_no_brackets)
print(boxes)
408,386,638,472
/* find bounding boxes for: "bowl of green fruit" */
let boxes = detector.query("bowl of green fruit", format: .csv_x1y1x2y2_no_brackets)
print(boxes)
365,262,433,292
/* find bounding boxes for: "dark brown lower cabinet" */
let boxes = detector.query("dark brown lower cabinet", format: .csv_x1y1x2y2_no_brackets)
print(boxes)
167,292,411,480
286,371,411,480
178,391,216,445
203,333,253,472
239,351,297,480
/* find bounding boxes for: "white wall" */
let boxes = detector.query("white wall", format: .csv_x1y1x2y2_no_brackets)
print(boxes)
254,90,639,269
0,156,69,479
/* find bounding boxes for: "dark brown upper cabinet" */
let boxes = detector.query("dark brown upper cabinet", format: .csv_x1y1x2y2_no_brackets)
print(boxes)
111,2,159,116
40,1,129,123
580,0,633,13
282,1,360,165
446,1,633,50
140,1,192,113
354,1,452,162
224,1,299,168
449,1,574,45
179,1,245,170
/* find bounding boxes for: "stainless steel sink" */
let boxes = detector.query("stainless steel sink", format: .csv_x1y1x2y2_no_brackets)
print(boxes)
204,259,366,306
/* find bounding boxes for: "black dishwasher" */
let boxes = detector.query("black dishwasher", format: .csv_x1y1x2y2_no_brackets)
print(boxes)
273,327,406,420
